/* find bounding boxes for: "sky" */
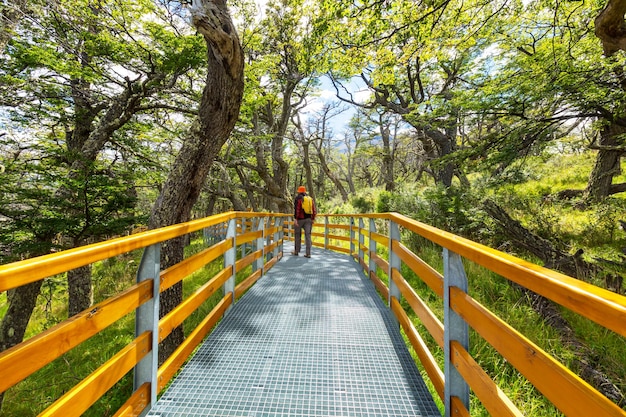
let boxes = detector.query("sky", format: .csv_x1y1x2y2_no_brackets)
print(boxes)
300,75,372,139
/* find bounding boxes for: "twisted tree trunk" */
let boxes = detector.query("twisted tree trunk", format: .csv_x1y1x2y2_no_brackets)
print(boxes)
595,0,626,56
585,123,626,202
148,0,244,365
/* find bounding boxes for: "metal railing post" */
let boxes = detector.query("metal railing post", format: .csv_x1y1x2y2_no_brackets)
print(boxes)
134,243,161,412
240,218,248,256
254,216,265,274
324,216,329,250
388,220,401,312
275,216,284,258
349,217,355,257
223,218,237,308
203,225,210,245
358,218,365,265
368,218,377,280
265,217,272,263
443,248,470,416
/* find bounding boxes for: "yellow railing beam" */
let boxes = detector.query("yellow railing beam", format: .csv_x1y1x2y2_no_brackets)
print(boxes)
0,212,236,292
390,212,626,339
0,280,153,393
40,331,151,417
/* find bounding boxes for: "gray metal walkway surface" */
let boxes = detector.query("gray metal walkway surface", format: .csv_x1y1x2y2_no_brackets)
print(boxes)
147,244,440,417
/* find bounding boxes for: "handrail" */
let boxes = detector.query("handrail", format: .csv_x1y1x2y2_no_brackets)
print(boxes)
0,211,288,416
1,211,625,416
0,212,235,292
305,212,626,417
390,213,626,338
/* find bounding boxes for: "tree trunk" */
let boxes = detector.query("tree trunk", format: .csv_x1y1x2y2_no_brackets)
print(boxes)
380,124,395,191
302,141,315,200
595,0,626,56
585,123,626,202
315,142,349,202
233,165,257,211
0,280,44,409
149,0,244,365
483,199,595,279
67,265,93,316
0,0,32,52
0,280,44,352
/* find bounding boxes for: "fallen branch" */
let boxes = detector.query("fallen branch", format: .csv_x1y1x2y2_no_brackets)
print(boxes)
483,199,624,406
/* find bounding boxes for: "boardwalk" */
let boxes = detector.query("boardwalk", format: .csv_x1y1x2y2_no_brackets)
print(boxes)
146,244,440,417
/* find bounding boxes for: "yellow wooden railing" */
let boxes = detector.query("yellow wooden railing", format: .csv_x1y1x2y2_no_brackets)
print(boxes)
1,211,625,416
297,213,626,417
0,211,287,417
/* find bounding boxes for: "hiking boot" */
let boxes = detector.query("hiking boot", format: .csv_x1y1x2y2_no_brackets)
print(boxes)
291,251,298,256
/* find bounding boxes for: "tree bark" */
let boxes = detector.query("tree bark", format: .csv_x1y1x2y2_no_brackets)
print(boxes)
482,199,595,278
379,123,395,192
301,141,315,200
0,0,32,52
149,0,244,365
585,123,626,202
0,280,44,352
595,0,626,56
67,265,93,316
0,280,44,407
251,79,302,213
315,140,349,202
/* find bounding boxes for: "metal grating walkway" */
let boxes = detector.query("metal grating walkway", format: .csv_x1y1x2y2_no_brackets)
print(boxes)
146,244,440,417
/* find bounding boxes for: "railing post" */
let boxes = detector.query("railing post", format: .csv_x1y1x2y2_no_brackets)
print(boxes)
240,218,248,256
358,218,365,265
254,216,265,274
349,217,355,257
443,248,470,416
203,225,210,245
368,218,377,280
275,216,284,258
134,243,161,412
265,217,272,263
223,218,237,308
324,216,329,250
388,220,401,311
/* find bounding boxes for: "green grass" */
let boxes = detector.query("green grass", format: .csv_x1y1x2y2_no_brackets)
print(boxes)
394,241,571,416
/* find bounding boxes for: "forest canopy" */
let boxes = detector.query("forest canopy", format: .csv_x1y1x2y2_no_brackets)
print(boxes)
2,0,626,223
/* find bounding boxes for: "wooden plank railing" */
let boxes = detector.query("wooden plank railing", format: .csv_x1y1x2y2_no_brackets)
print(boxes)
294,213,626,417
2,211,625,416
0,212,287,417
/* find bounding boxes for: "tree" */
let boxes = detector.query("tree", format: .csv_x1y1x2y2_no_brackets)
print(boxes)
294,103,350,202
0,0,40,52
323,0,508,188
148,0,244,364
458,0,626,202
217,0,326,212
0,0,206,399
595,0,626,56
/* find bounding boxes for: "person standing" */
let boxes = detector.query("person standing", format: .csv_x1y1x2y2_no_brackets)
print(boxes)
292,185,316,258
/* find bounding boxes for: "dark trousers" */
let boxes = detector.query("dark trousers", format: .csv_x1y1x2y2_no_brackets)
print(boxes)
294,217,312,256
